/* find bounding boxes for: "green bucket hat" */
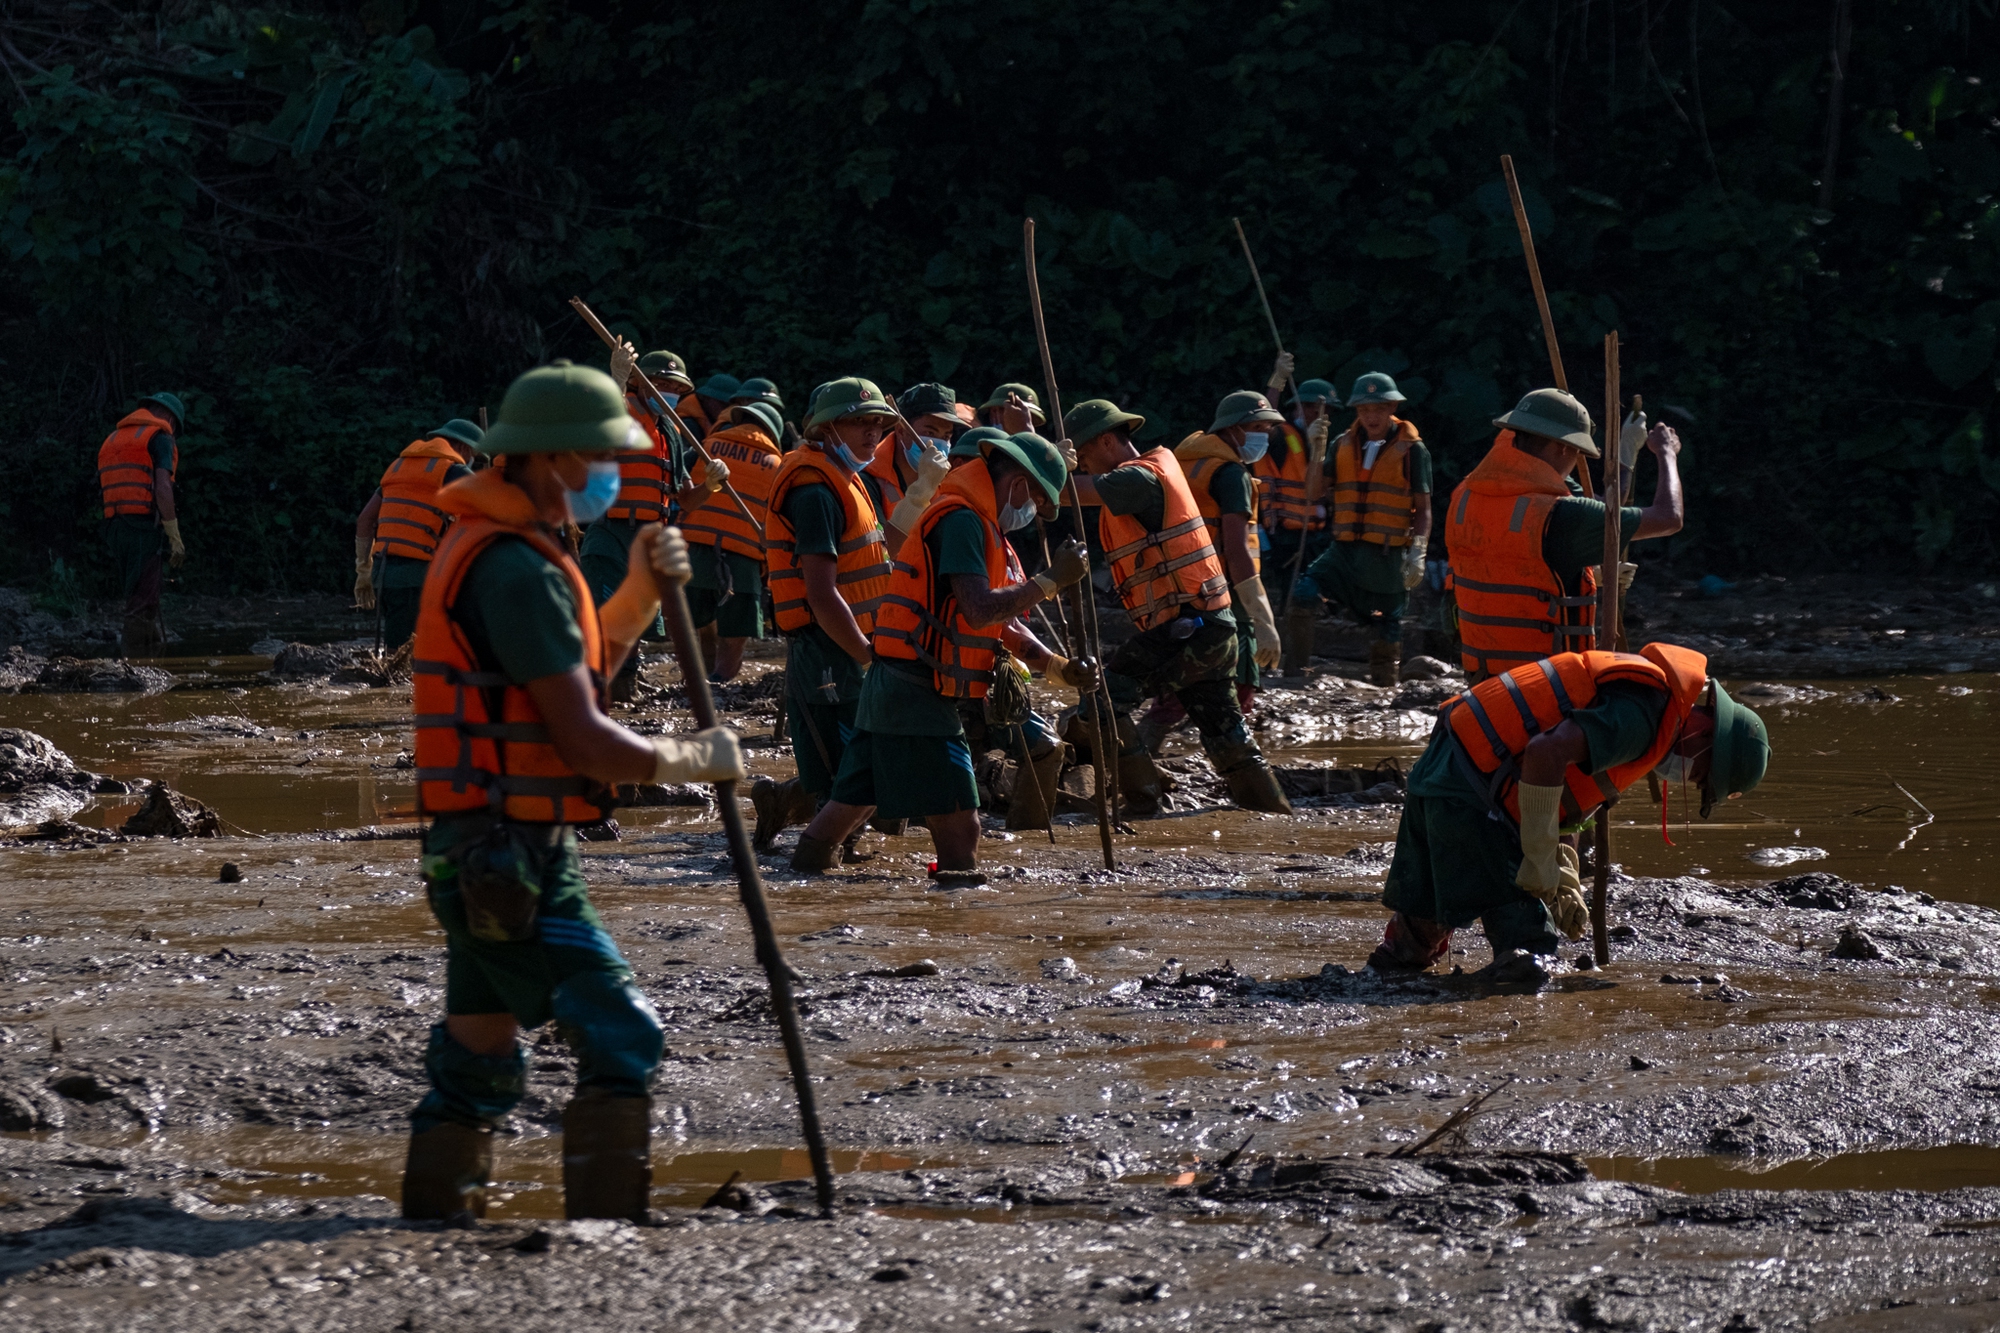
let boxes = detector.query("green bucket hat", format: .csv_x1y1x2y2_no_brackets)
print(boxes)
139,392,186,427
1289,378,1339,405
723,401,784,441
1346,372,1407,406
734,376,784,408
481,361,647,455
696,373,742,403
432,418,485,452
805,376,898,431
1209,390,1286,433
1064,398,1146,446
1703,680,1769,814
899,382,959,423
1495,388,1598,457
979,382,1045,421
638,351,693,389
952,425,1006,460
984,431,1069,508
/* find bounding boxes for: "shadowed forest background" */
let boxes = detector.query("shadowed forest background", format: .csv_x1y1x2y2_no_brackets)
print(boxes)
3,0,1998,598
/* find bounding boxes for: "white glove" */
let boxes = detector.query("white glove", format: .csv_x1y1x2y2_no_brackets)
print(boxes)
1401,535,1427,590
1618,410,1647,473
161,518,186,569
1514,782,1565,897
1306,416,1331,456
1267,351,1296,397
889,441,951,533
699,457,730,495
1236,576,1282,670
1548,843,1591,940
645,524,692,587
608,338,637,390
1618,561,1637,595
651,727,746,784
1056,437,1079,471
353,554,376,611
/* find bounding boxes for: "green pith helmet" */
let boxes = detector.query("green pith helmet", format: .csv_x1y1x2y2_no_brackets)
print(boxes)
481,361,646,455
1495,388,1598,457
983,431,1069,507
1289,378,1339,405
899,382,958,423
952,424,1006,459
1346,372,1407,406
696,373,742,403
139,392,186,427
735,376,784,408
1209,390,1286,433
432,418,485,452
805,376,898,431
1705,680,1769,809
638,351,693,389
979,382,1045,420
724,401,784,441
1064,398,1146,446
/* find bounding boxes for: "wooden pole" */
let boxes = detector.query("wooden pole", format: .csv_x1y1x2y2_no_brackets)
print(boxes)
1023,218,1118,870
568,297,764,537
1499,155,1594,500
1592,332,1621,968
658,576,836,1216
1231,218,1317,624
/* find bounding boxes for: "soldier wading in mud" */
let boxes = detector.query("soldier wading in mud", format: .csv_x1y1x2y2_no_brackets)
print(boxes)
95,391,188,656
403,361,745,1223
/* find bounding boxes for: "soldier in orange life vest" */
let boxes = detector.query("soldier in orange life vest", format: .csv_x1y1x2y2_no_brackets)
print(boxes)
748,378,897,864
1065,398,1293,818
96,391,187,655
1366,643,1768,982
353,419,483,650
680,400,784,682
791,433,1095,885
399,360,745,1224
1446,389,1683,683
1258,377,1338,614
1290,373,1434,686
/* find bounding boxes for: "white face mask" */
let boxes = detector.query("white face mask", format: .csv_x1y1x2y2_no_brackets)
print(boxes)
1238,432,1270,464
1653,748,1705,784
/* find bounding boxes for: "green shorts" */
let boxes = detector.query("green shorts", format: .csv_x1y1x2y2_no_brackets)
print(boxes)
687,544,765,638
421,813,633,1024
829,729,980,820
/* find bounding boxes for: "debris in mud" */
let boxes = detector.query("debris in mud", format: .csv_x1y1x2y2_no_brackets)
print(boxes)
118,781,222,838
0,645,45,692
1748,846,1829,867
1273,760,1407,805
270,642,351,676
1390,678,1460,709
1830,925,1887,960
613,782,712,809
1770,872,1854,910
30,656,173,694
0,728,99,829
1397,654,1460,682
217,862,243,883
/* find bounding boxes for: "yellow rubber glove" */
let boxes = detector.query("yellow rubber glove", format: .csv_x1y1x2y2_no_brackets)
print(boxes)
161,519,186,569
1549,843,1590,940
1236,575,1282,670
651,727,746,784
1044,653,1100,692
699,457,731,496
1401,535,1427,591
1514,782,1565,898
888,442,951,533
1266,350,1295,398
353,555,375,611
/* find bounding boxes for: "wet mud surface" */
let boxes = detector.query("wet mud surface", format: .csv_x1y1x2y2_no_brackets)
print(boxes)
2,589,2000,1328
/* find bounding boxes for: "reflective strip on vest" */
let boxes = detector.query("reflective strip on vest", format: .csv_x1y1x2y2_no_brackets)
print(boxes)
679,426,779,561
869,462,1017,698
1331,426,1417,547
96,415,176,519
1096,450,1232,633
765,446,893,636
373,443,460,560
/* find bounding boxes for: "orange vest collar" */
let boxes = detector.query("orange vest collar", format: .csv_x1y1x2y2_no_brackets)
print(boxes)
933,457,1001,525
707,422,779,456
1465,435,1568,497
402,436,463,463
437,467,542,528
1641,642,1709,702
117,407,175,435
1174,432,1239,466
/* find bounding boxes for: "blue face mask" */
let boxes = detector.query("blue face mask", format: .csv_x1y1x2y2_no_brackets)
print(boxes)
659,391,681,409
566,460,623,524
833,443,865,472
1239,432,1271,464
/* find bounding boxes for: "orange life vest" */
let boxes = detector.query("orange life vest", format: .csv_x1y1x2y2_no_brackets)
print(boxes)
1440,643,1707,827
871,459,1021,699
372,437,463,561
766,445,893,636
1175,433,1260,576
1253,423,1315,533
864,444,912,517
96,408,177,519
1446,436,1599,680
682,419,780,561
676,396,712,441
605,395,675,522
1096,448,1232,632
1331,418,1420,546
412,470,612,824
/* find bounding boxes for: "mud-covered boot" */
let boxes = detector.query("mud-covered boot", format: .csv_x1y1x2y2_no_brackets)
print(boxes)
1282,605,1318,674
1209,740,1293,815
791,834,839,875
751,777,814,852
1007,744,1068,831
1364,911,1453,975
869,815,909,836
400,1121,493,1220
1116,749,1168,820
1368,640,1400,688
609,643,642,704
841,833,874,864
561,1088,652,1222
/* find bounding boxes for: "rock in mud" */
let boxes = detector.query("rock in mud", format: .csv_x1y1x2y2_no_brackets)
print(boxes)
31,656,173,694
1830,924,1887,960
1398,654,1460,681
0,729,97,828
1391,677,1461,709
118,781,221,838
1771,871,1854,910
0,645,45,692
270,642,350,676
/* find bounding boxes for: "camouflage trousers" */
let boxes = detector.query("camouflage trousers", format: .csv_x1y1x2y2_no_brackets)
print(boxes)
1104,616,1249,752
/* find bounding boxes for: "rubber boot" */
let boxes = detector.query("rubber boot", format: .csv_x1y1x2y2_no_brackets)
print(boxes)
1006,745,1068,831
1209,739,1293,815
1365,911,1453,974
751,777,814,852
561,1088,652,1222
1116,749,1168,820
791,834,839,874
609,642,642,704
870,815,909,836
400,1122,493,1220
1282,605,1318,674
841,833,873,864
1368,640,1400,688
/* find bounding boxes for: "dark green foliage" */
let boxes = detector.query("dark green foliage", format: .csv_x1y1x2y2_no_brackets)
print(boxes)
2,0,1997,594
